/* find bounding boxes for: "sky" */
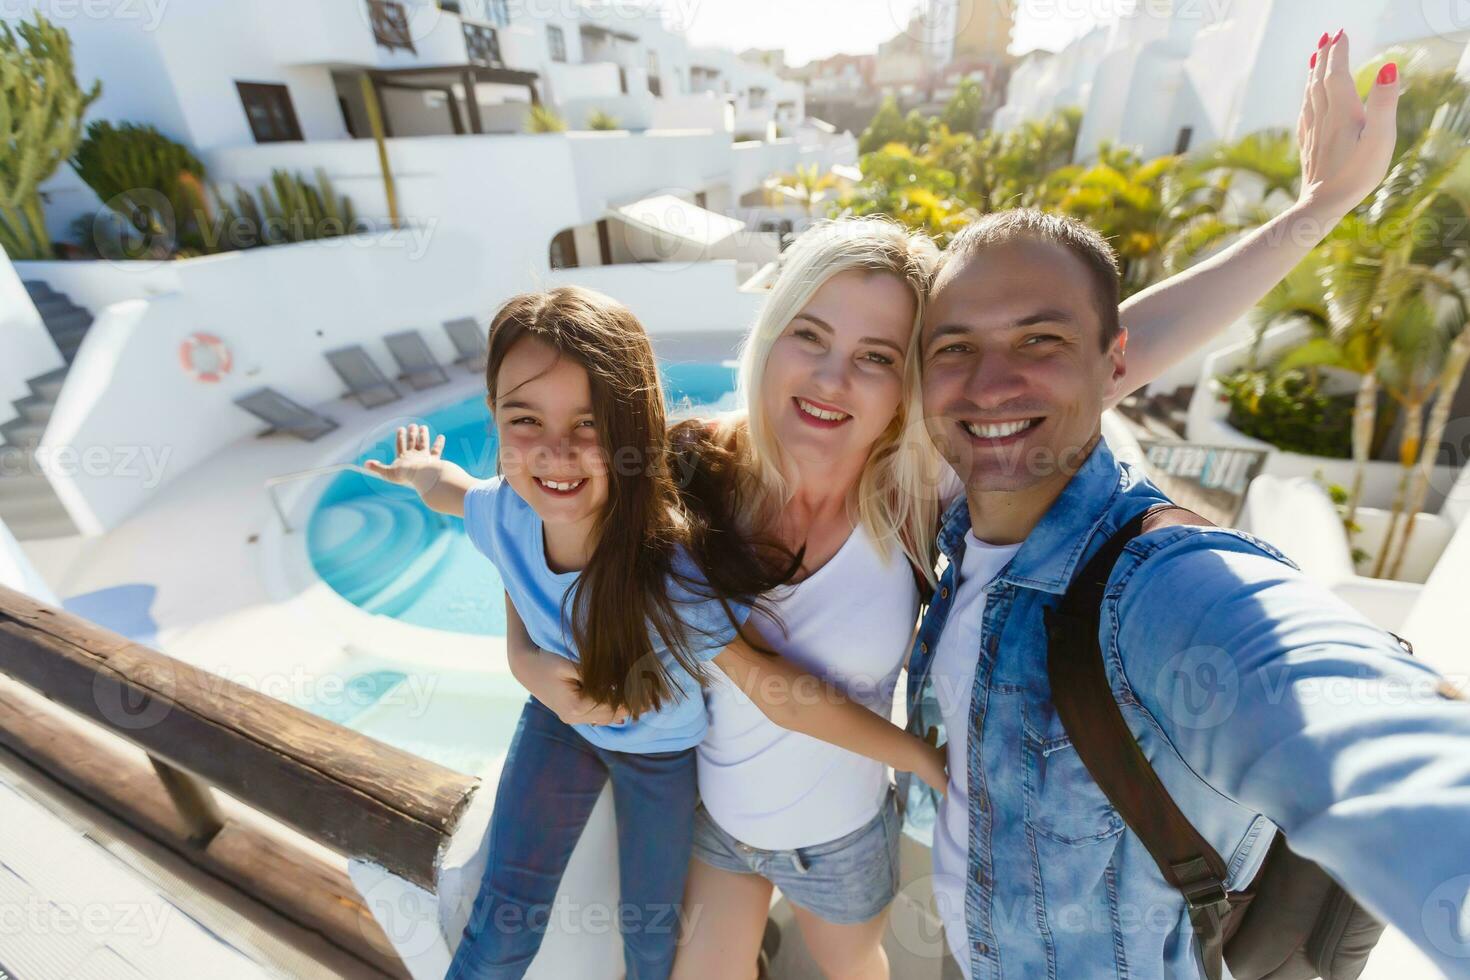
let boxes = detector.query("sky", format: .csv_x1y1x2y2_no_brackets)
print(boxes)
674,0,1105,67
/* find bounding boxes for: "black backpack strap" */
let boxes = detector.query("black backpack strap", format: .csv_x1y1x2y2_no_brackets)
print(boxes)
1044,504,1235,980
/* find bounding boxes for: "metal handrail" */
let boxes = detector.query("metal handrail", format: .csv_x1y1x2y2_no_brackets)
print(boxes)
264,462,373,534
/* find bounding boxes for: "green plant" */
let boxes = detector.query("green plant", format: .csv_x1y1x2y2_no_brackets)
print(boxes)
1316,474,1372,566
71,121,207,254
585,109,620,131
0,14,100,259
1217,367,1354,459
207,168,358,250
939,77,985,136
527,104,566,133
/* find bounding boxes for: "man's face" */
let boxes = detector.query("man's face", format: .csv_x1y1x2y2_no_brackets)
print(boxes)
920,237,1126,495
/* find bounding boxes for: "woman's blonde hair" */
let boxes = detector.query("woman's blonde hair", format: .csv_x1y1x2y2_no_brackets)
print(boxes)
726,215,947,584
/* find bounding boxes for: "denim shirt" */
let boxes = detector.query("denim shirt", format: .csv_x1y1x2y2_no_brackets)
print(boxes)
901,438,1470,980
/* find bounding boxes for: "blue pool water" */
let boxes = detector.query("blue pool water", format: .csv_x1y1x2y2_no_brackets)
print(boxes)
306,360,739,636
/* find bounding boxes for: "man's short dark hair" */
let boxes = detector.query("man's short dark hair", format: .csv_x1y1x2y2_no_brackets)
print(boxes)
932,209,1122,349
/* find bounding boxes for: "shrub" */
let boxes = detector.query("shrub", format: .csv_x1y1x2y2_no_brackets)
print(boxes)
1217,367,1353,458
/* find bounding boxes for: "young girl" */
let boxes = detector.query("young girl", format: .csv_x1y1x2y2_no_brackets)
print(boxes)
364,285,946,980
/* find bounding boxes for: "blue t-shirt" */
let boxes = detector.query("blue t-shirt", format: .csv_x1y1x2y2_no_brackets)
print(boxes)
463,476,747,753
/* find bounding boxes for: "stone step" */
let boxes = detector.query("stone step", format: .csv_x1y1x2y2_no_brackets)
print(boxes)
2,510,77,541
33,295,78,317
28,368,69,401
13,395,54,425
0,417,46,449
43,308,91,336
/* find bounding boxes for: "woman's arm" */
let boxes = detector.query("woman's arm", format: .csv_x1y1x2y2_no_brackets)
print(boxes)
1114,30,1400,403
712,636,947,792
363,423,479,517
504,594,630,727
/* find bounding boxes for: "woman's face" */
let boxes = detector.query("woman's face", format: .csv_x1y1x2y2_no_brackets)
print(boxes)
759,268,916,476
491,335,610,529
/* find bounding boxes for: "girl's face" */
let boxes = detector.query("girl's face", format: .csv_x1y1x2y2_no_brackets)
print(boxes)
492,336,610,530
759,268,916,475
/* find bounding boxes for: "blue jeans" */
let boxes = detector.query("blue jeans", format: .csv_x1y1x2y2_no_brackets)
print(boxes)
447,696,697,980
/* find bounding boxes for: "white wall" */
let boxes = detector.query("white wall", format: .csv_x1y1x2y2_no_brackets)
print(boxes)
0,518,59,606
0,249,63,428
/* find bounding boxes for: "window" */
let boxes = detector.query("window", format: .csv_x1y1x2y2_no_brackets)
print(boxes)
236,82,303,143
366,0,415,54
1174,126,1193,155
464,22,502,66
547,24,566,62
647,50,661,97
549,228,579,269
485,0,509,27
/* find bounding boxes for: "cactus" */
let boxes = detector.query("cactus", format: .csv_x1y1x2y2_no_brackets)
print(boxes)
586,109,621,131
0,14,101,259
210,169,358,250
527,104,567,133
71,121,206,252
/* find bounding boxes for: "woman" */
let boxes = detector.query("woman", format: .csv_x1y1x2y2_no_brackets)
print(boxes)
671,32,1399,979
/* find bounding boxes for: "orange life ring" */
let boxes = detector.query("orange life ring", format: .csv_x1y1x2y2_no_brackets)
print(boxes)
179,332,233,383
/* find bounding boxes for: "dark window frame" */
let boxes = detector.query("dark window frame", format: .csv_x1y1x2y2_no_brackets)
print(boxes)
463,22,502,67
236,81,304,143
547,24,566,62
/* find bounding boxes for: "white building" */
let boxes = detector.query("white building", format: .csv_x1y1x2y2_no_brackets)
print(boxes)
995,0,1470,159
1,0,853,541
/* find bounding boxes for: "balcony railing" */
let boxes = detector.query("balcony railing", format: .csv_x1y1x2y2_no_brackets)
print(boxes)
0,583,482,976
368,0,416,54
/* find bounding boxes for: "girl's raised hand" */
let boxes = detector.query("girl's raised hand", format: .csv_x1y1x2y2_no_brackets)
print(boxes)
1297,29,1400,218
364,423,447,489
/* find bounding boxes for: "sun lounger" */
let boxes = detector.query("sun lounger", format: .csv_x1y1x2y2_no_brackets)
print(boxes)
325,345,401,408
443,316,489,372
384,329,450,390
233,387,339,441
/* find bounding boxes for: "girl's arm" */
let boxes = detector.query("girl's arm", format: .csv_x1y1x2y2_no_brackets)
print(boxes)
363,423,479,517
712,636,947,792
1113,30,1400,403
504,594,630,727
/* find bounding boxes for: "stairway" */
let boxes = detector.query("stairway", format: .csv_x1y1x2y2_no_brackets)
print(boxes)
0,281,93,539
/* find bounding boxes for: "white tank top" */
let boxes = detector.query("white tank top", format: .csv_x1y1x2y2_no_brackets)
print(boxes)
696,523,921,849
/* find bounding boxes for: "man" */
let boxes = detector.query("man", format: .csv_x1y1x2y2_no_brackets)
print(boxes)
901,207,1470,979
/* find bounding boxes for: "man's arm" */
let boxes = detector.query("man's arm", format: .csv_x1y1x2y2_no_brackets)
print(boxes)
1114,531,1470,977
1114,31,1399,403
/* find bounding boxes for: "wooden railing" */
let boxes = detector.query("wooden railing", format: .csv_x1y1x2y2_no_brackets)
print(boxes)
0,584,482,976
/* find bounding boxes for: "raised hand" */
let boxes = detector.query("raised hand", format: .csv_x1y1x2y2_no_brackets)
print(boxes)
1298,29,1400,217
364,423,447,491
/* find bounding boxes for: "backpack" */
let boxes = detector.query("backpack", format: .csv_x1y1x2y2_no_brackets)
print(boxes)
1043,504,1390,980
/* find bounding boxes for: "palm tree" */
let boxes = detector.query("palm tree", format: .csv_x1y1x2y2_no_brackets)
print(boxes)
767,163,836,217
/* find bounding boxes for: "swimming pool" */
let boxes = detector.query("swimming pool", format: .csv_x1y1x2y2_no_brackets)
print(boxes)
305,360,739,636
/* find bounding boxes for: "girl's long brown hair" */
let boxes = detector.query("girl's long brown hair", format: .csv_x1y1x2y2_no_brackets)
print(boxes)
486,286,796,717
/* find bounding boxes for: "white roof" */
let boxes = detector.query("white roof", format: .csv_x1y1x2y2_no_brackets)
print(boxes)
610,194,746,248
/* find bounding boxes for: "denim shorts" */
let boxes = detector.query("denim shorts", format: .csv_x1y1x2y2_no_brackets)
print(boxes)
689,785,901,925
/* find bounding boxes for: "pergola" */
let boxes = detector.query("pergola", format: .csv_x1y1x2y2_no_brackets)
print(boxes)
364,63,540,136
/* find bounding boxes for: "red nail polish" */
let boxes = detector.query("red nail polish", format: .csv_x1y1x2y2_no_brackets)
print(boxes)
1318,32,1330,48
1310,52,1317,69
1334,28,1345,43
1378,62,1397,85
